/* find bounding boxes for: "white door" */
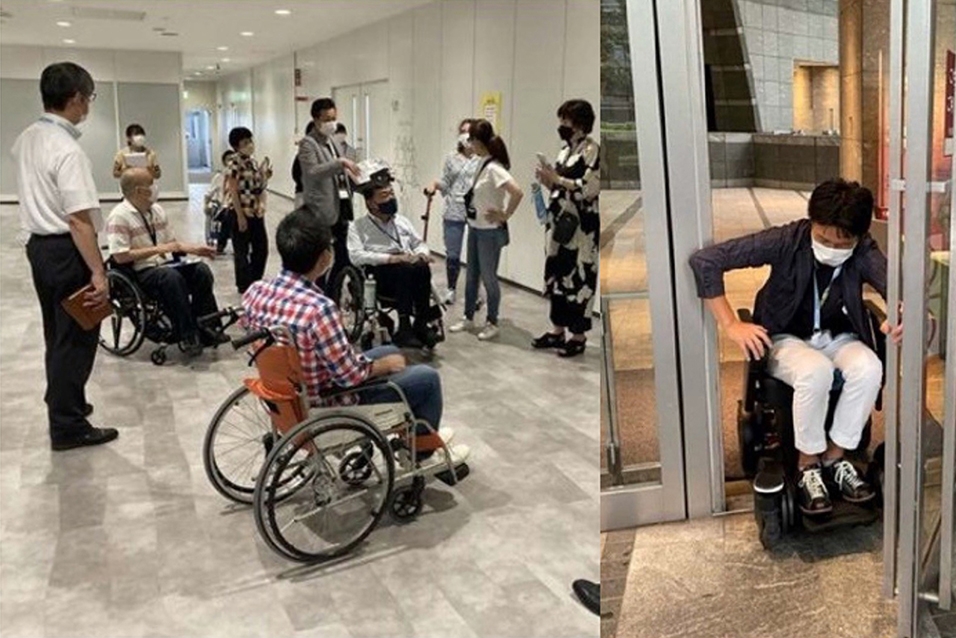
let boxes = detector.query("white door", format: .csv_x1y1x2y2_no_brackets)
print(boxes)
333,80,390,163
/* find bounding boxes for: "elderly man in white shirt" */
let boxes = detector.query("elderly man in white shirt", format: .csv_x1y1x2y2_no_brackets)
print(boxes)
12,62,117,451
347,182,438,348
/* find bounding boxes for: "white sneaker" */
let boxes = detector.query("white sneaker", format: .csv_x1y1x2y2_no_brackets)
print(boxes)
477,323,500,341
448,318,473,333
425,443,470,469
443,289,456,305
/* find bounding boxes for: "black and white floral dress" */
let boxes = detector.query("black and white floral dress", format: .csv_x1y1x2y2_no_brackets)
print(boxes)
544,136,600,334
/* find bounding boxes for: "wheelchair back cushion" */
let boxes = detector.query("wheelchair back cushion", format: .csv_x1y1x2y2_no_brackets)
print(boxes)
246,343,307,435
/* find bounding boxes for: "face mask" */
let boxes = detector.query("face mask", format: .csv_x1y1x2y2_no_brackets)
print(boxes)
811,238,855,267
320,121,337,137
131,134,146,147
148,184,159,204
558,125,574,142
334,133,346,145
378,198,398,218
241,143,255,157
458,133,471,149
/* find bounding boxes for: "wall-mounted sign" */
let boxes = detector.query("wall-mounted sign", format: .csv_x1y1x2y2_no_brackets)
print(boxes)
294,68,302,88
479,91,503,133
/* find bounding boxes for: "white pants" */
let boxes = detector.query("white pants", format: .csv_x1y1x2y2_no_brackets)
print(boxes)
768,333,883,456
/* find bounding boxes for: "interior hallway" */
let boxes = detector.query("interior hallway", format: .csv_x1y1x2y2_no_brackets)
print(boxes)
0,186,600,638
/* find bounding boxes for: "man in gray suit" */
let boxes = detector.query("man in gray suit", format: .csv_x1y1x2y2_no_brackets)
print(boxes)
298,97,360,290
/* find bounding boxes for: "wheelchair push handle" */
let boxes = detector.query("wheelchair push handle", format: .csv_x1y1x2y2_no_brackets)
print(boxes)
232,328,273,350
198,306,242,325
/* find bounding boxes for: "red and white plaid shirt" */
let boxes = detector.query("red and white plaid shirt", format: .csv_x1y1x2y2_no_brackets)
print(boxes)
242,270,372,405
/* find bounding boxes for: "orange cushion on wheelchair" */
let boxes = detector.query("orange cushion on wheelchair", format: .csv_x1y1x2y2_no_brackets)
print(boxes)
243,378,305,435
411,432,443,453
251,343,305,391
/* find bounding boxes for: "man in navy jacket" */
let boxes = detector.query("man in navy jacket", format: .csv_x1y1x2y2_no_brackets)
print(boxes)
690,179,902,517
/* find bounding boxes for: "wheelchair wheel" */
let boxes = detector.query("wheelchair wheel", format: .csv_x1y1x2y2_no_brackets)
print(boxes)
333,266,366,344
389,476,425,522
203,386,280,504
253,413,394,562
99,269,146,356
755,494,783,550
737,401,760,477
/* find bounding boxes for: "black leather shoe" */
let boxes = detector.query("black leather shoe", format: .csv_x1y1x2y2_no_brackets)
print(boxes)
83,403,94,418
201,330,231,348
572,579,600,616
52,427,119,451
557,339,587,358
532,332,566,349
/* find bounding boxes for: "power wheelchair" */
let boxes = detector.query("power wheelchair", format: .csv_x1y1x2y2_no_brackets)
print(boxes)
736,300,887,549
98,257,241,365
332,264,446,353
202,324,470,563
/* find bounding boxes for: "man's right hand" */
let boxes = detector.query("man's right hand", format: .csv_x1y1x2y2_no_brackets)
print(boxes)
85,271,110,308
371,353,407,378
340,158,360,179
725,321,773,360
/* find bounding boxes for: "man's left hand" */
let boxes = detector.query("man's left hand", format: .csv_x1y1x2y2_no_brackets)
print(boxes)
880,320,903,345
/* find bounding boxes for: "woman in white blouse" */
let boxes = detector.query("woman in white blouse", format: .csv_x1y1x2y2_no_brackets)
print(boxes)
448,119,523,341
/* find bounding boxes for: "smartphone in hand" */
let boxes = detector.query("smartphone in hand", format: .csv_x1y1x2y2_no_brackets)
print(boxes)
536,152,549,167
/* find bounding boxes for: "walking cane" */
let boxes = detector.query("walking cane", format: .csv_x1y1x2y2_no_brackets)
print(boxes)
421,191,434,242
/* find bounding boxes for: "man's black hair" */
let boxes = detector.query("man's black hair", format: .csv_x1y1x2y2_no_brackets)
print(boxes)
311,97,336,119
276,207,332,274
228,127,253,150
808,178,874,238
40,62,95,111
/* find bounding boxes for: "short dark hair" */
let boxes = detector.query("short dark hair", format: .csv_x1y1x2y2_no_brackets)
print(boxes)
335,122,347,135
228,127,253,150
40,62,95,111
125,123,145,138
221,150,235,165
276,208,332,274
305,121,315,135
557,99,595,135
808,178,874,238
311,98,336,119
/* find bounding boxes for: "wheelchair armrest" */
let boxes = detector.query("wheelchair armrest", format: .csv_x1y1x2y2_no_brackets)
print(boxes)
863,300,888,411
737,308,770,412
323,376,403,402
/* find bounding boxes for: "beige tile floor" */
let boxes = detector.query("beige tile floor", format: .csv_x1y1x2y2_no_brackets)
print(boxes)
0,185,600,638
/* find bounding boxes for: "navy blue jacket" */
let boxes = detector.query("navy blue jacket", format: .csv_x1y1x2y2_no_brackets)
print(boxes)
689,219,888,350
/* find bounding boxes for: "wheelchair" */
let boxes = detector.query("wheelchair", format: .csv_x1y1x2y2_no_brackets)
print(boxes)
98,258,242,365
332,264,446,353
736,300,887,549
201,324,470,563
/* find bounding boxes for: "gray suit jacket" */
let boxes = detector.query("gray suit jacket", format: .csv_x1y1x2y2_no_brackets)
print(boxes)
298,131,347,226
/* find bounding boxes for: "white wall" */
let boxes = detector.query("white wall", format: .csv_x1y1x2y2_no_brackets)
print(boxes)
223,0,599,291
0,45,187,200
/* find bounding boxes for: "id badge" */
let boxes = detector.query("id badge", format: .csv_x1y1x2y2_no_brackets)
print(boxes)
338,188,350,200
808,330,832,349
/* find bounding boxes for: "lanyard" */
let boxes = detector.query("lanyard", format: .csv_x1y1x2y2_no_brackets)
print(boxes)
135,207,157,246
812,265,842,332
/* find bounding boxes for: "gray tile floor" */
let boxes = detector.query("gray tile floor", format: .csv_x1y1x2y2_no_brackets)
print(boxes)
0,186,600,638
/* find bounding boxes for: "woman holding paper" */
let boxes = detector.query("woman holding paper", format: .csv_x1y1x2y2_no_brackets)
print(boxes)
113,123,161,179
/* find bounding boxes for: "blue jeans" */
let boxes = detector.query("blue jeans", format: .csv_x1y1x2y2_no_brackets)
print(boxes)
357,346,443,434
464,226,507,324
443,219,466,290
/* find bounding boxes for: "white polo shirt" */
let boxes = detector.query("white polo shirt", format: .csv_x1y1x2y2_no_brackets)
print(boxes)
12,113,102,236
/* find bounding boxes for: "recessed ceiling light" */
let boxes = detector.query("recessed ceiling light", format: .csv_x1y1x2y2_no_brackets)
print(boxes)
275,9,291,15
205,65,215,70
194,71,202,76
56,21,71,27
221,58,231,62
63,38,75,44
240,31,254,37
216,46,228,51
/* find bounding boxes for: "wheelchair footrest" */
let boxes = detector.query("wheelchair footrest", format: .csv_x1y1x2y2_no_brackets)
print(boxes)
802,500,880,533
435,462,469,487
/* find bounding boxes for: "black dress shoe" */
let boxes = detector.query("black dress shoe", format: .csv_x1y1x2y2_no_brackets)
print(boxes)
572,579,600,616
83,403,94,418
201,330,231,348
557,339,587,358
532,332,566,349
51,427,119,451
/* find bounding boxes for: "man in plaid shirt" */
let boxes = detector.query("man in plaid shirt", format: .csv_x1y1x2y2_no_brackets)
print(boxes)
242,207,445,430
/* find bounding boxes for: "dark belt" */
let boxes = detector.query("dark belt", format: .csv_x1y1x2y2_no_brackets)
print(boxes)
28,232,72,242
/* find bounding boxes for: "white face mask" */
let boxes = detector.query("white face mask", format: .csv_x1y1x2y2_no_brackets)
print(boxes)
320,121,337,137
131,134,146,147
148,183,159,204
458,133,471,149
811,238,855,267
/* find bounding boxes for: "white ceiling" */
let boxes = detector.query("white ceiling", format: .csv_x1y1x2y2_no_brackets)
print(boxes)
0,0,433,79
